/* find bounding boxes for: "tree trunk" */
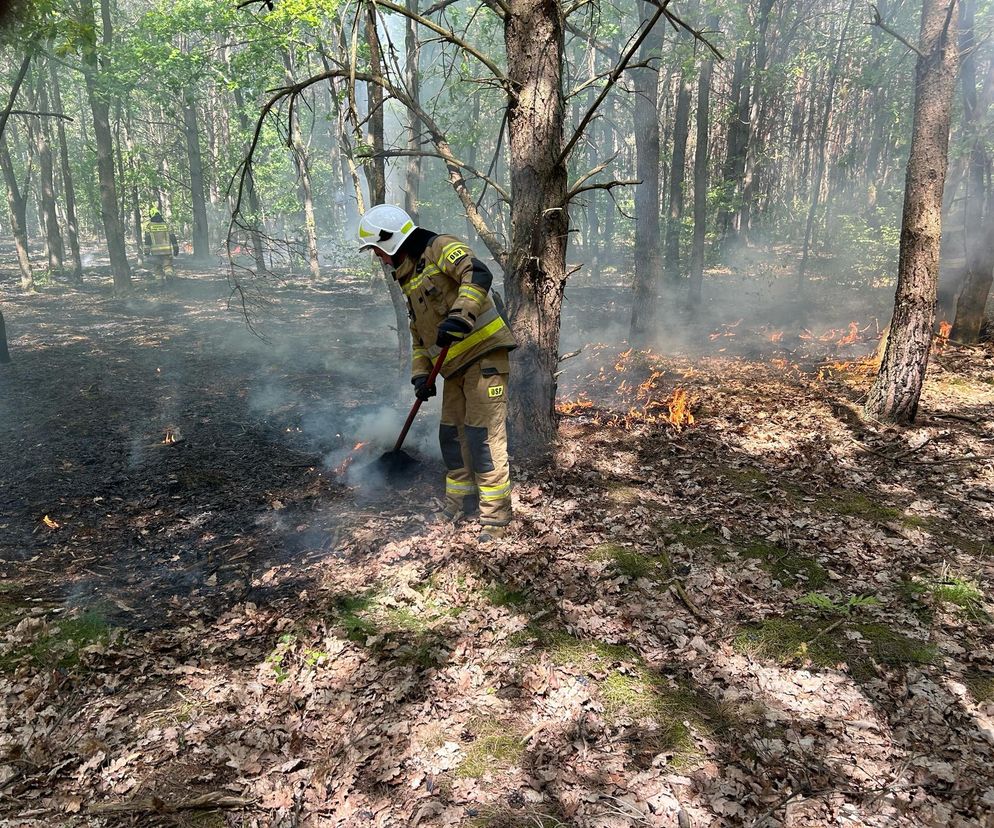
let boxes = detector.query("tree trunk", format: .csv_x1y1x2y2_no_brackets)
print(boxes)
49,59,82,282
951,0,993,343
687,23,716,314
282,50,321,281
404,0,421,219
0,308,10,363
629,2,664,345
798,0,856,286
865,0,960,423
231,84,268,272
504,0,568,458
365,3,410,375
183,91,211,260
80,0,131,290
716,49,751,249
0,131,34,290
664,69,691,284
30,73,63,272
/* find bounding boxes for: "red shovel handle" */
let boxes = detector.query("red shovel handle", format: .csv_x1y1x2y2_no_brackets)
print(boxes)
392,346,449,453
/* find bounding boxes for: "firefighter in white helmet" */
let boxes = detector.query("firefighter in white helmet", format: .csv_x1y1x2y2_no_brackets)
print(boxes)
358,204,515,538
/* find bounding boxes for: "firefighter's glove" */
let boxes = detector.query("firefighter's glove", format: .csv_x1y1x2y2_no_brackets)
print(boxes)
436,315,473,348
412,375,436,402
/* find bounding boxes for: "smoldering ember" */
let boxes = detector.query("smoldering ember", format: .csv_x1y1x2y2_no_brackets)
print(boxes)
1,0,993,826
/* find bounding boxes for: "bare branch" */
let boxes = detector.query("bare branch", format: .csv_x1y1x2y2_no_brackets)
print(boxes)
558,3,668,165
868,4,926,58
373,0,508,87
0,50,34,142
568,153,619,194
364,148,510,202
9,110,73,121
568,178,639,201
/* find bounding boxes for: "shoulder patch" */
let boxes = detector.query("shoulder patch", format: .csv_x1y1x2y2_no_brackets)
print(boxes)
445,246,470,265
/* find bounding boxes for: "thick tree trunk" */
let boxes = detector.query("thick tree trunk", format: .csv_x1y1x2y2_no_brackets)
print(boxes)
866,0,960,423
183,92,211,261
49,61,82,282
0,133,34,290
664,70,691,284
629,2,664,345
687,25,716,314
80,0,130,290
0,309,10,363
504,0,568,458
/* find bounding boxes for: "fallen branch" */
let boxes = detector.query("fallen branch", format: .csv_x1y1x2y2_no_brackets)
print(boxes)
88,792,254,815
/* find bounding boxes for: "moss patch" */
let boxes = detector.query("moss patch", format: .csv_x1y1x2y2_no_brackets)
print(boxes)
740,540,827,588
456,718,526,779
600,669,725,766
965,672,994,703
812,489,901,522
0,609,111,673
483,581,529,609
734,616,937,681
662,522,725,550
534,629,638,667
590,542,668,581
719,465,770,492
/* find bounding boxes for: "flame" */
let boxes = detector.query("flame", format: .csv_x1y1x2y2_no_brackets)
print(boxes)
332,441,371,476
163,426,181,445
42,515,60,529
837,321,861,346
769,330,784,343
666,388,695,430
557,398,595,416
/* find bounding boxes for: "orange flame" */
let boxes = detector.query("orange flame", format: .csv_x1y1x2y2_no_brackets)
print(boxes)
769,330,784,343
666,388,695,430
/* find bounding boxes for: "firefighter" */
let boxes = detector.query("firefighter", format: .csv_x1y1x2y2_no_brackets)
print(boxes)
143,206,179,285
358,204,516,539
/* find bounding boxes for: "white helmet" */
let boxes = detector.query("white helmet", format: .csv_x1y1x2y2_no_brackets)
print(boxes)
357,204,416,256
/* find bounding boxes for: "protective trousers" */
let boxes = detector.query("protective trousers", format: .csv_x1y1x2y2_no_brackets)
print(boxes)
149,254,175,284
439,349,512,526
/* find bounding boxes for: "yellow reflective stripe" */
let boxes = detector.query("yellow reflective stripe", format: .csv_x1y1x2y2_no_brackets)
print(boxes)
402,274,426,296
401,220,414,233
458,285,487,303
412,347,430,358
444,316,508,363
445,477,477,494
479,480,511,501
441,242,465,256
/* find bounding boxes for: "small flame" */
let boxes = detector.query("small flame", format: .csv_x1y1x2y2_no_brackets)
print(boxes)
333,441,371,476
162,426,181,445
666,388,695,430
939,320,952,339
837,321,861,346
42,514,60,529
769,330,784,343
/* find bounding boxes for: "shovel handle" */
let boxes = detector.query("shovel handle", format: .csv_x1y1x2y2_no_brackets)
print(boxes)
392,346,449,453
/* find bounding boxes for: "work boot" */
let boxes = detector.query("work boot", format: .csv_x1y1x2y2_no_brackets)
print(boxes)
478,524,508,543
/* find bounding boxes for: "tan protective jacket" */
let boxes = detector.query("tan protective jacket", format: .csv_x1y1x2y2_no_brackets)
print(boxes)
395,234,516,380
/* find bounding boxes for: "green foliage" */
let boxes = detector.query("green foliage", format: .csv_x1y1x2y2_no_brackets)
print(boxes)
0,609,111,673
903,572,989,621
830,212,900,287
455,718,526,779
797,592,881,617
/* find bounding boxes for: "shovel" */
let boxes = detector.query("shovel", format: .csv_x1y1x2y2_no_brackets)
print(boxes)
375,346,449,477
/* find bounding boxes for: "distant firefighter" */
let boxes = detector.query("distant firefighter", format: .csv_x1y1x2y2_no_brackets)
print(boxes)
143,206,180,285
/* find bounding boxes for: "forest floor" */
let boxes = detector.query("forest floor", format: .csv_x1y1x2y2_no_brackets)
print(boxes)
1,257,993,828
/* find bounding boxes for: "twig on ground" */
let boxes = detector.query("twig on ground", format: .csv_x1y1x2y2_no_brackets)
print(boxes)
88,792,254,815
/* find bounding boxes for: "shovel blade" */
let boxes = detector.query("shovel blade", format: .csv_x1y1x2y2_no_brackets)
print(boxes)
373,448,419,480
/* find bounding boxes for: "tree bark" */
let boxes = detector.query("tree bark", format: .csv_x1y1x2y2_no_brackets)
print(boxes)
503,0,568,458
49,59,82,282
0,130,34,290
29,73,63,272
365,3,410,375
664,69,691,284
798,0,856,286
404,0,421,219
0,309,10,363
951,0,993,343
866,0,960,423
80,0,131,290
687,22,716,315
183,91,211,260
282,49,321,281
629,2,664,345
716,49,751,249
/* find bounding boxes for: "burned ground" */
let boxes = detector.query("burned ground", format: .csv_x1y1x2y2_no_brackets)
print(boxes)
1,261,993,827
